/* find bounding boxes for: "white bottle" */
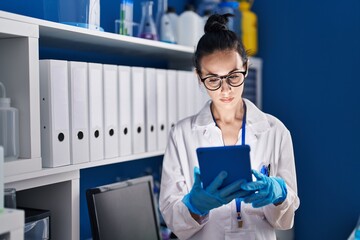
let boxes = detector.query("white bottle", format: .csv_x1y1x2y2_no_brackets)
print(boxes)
160,13,176,43
0,82,19,162
177,4,204,48
166,7,179,43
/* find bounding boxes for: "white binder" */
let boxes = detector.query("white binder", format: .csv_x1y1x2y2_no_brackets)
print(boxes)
166,69,177,132
39,60,71,167
131,66,146,154
68,61,90,164
118,66,132,156
156,69,168,151
144,68,157,152
103,64,119,159
176,70,188,121
186,71,198,116
88,63,104,161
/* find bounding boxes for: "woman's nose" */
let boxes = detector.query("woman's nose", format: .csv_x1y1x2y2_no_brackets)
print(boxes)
221,79,231,92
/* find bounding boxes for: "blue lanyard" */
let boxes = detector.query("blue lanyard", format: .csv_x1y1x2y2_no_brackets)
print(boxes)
236,102,247,227
211,101,247,227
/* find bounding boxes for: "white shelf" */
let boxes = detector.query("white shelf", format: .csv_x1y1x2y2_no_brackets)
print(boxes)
4,150,164,185
0,10,194,62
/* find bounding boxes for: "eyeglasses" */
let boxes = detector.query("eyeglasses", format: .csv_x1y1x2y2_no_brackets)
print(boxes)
199,68,248,91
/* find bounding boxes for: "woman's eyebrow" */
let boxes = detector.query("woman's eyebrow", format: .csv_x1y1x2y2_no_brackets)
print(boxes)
203,68,242,76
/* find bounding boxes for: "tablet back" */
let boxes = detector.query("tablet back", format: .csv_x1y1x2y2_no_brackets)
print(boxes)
196,145,252,189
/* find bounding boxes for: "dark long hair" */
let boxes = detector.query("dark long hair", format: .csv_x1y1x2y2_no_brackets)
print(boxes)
194,13,248,76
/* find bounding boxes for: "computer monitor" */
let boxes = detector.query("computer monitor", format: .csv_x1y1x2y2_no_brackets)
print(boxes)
86,175,161,240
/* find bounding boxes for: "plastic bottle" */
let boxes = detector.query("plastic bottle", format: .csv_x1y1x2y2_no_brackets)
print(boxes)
177,4,204,48
216,1,241,38
196,0,220,16
0,82,19,162
119,0,134,36
155,0,168,39
138,1,158,40
239,1,258,55
202,9,212,25
166,7,179,43
160,12,176,43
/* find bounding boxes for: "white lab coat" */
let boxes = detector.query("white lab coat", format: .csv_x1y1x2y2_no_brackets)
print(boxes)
159,99,300,240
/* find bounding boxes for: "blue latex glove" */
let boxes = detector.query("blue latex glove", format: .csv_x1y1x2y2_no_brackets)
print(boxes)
241,169,287,208
182,167,251,216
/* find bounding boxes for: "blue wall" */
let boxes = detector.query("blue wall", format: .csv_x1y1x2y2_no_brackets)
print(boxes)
252,0,360,239
2,0,360,239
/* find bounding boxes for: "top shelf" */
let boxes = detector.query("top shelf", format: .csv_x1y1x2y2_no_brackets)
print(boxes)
0,10,195,61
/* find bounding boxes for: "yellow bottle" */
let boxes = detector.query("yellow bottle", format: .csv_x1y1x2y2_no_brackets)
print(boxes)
239,1,258,55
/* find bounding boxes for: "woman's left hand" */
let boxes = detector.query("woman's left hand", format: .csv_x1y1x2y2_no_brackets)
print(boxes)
240,169,287,208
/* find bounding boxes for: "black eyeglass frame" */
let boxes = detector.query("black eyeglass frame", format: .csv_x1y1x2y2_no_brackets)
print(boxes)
199,65,248,91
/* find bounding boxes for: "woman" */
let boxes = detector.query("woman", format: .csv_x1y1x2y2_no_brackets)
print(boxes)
159,14,300,239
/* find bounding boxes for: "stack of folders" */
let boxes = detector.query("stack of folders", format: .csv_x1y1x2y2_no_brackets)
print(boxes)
39,60,209,168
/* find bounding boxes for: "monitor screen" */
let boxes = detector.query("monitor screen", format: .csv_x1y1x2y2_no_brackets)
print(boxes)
86,175,161,240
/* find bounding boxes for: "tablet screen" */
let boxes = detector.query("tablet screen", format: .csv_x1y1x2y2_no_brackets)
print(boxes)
196,145,252,189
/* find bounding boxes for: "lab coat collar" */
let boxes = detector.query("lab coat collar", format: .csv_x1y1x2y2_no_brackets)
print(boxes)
192,98,271,136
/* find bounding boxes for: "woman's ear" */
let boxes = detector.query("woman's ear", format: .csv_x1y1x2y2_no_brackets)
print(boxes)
194,68,202,84
244,61,249,78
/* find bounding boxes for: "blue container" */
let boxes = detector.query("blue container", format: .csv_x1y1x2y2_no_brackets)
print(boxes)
43,0,103,31
216,1,241,38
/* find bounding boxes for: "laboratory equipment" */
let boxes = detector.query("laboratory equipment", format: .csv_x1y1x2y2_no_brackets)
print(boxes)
160,12,176,43
138,1,158,40
177,4,204,47
155,0,167,39
19,207,51,240
4,188,16,209
166,7,178,42
239,0,258,55
118,0,134,36
216,1,241,38
196,0,220,16
86,175,161,240
43,0,103,31
0,82,19,162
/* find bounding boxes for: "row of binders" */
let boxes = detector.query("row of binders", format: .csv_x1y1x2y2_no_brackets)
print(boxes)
40,60,209,168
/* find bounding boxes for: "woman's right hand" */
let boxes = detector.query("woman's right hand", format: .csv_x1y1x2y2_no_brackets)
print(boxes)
182,167,251,216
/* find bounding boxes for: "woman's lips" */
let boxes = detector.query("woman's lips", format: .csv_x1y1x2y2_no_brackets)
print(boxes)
220,97,234,103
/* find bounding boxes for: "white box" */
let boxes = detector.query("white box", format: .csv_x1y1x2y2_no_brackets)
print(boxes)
39,60,71,167
144,68,158,152
0,209,24,239
68,61,90,164
118,66,133,156
155,69,168,151
88,63,105,161
131,67,146,154
103,64,119,159
166,70,177,132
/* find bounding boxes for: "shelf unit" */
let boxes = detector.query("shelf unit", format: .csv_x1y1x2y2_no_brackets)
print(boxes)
0,10,194,240
0,10,263,240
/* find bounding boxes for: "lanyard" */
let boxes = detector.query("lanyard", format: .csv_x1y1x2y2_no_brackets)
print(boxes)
211,101,247,228
236,102,247,228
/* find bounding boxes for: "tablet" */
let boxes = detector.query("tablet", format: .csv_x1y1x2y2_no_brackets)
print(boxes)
196,145,252,189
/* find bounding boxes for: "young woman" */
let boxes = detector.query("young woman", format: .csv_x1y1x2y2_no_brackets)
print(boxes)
159,14,300,239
